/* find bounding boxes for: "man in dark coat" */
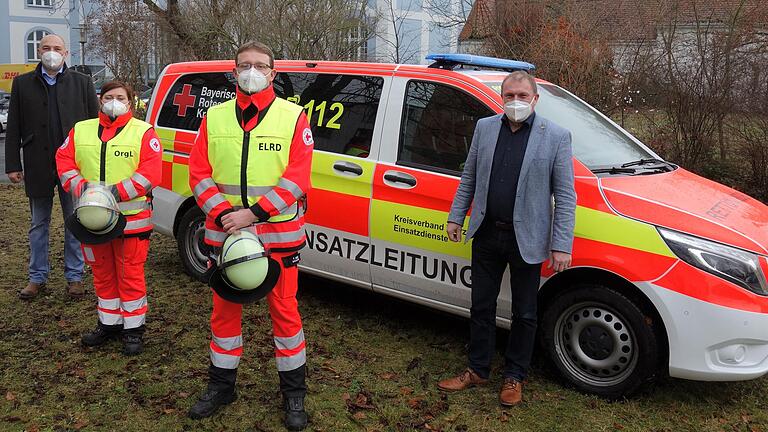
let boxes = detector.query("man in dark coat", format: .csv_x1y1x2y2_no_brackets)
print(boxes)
4,34,99,299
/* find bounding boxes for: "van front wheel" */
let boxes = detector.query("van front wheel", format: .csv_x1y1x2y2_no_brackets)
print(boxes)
177,206,211,282
540,284,661,399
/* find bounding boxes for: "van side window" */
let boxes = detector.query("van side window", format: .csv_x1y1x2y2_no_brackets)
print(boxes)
398,81,494,174
157,72,236,131
273,73,383,158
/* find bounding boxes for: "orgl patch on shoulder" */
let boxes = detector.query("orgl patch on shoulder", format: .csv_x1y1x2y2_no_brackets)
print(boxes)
302,128,314,146
59,136,69,150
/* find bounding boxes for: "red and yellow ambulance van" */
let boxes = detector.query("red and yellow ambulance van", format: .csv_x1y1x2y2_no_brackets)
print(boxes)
145,54,768,398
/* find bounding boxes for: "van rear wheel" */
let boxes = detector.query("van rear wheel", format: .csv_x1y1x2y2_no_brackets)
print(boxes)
177,206,211,282
540,284,661,399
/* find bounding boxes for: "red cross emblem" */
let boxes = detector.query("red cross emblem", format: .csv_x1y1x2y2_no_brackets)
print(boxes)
172,84,197,117
302,128,314,146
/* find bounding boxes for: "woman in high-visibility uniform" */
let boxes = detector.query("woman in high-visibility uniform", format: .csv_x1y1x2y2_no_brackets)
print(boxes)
56,80,162,355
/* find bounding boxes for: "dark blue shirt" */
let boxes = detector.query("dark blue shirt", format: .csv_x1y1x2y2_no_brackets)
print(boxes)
486,113,535,224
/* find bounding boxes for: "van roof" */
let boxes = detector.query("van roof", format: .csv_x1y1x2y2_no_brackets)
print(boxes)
160,60,553,87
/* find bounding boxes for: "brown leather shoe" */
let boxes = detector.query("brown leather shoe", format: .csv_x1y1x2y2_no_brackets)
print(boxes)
437,368,488,392
19,282,45,300
67,281,84,297
499,378,523,406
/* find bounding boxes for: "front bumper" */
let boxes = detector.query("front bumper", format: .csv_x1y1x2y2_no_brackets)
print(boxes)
639,281,768,381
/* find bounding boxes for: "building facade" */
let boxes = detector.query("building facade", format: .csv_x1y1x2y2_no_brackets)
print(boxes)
0,0,103,67
367,0,473,64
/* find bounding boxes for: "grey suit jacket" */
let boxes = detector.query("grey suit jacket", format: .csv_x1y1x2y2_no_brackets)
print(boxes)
448,113,576,264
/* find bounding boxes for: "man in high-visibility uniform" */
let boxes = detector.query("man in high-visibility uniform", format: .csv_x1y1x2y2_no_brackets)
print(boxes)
56,80,162,355
187,41,313,431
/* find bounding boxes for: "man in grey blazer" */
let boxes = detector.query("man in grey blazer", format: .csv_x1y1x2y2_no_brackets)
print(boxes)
437,71,576,406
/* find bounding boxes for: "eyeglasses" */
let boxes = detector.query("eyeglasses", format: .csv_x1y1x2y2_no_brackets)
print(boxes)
236,62,272,73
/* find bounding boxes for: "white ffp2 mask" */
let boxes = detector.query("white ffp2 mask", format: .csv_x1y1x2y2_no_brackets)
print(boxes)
504,100,533,122
41,51,64,70
101,99,129,118
237,68,269,94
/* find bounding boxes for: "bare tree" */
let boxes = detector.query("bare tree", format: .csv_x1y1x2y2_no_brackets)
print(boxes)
484,1,615,108
424,0,473,30
637,0,768,168
143,0,371,61
90,0,158,92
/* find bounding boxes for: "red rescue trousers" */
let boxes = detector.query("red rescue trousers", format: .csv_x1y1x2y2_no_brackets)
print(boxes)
82,237,150,329
209,251,306,372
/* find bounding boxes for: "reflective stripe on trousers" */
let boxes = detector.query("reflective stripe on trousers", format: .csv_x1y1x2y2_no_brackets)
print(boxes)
274,329,305,351
123,314,145,329
213,333,243,351
276,348,306,372
122,296,147,312
98,309,123,325
275,329,306,372
98,296,120,310
210,333,243,369
122,296,147,329
97,296,122,325
210,350,240,369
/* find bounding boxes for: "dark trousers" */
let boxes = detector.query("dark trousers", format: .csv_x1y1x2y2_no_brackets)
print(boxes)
469,224,542,381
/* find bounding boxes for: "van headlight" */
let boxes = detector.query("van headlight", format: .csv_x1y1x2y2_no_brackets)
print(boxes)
658,227,768,296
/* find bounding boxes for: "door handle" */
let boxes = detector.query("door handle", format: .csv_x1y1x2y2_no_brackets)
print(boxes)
333,161,363,176
383,170,417,188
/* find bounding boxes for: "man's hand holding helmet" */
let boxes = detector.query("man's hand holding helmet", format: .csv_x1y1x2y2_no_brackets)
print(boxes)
220,203,270,234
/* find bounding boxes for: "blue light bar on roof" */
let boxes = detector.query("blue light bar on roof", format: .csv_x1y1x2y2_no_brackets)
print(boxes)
426,53,536,72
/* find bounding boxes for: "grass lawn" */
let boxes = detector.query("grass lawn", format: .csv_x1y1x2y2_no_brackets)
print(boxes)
1,184,767,431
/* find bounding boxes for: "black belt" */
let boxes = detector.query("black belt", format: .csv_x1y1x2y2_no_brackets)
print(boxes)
493,220,515,231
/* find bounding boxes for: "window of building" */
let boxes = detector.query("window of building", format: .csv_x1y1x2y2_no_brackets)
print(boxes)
346,25,369,61
397,18,422,64
26,29,52,62
26,0,53,7
429,24,453,53
398,0,423,12
398,80,494,174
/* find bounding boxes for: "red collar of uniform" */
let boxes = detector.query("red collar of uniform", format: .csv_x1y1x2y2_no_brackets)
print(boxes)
236,85,276,111
98,111,133,128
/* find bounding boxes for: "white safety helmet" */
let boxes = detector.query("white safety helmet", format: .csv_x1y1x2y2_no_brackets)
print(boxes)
218,231,269,290
76,185,120,234
209,230,282,304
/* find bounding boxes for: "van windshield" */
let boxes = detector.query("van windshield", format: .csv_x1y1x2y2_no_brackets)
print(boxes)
486,82,657,170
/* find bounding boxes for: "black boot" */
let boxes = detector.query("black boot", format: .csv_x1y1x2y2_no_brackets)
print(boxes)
283,396,308,431
122,326,145,356
280,365,308,430
188,365,237,420
81,322,121,347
